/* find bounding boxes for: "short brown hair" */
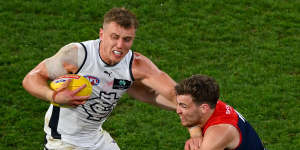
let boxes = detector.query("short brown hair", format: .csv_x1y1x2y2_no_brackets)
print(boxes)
175,75,219,108
103,7,138,29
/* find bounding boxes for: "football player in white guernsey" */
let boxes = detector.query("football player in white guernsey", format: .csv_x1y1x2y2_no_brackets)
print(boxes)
23,7,201,150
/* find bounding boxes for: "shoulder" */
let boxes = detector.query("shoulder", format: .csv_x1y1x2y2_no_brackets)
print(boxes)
56,43,84,56
132,52,154,66
44,42,86,78
51,42,86,66
131,52,162,80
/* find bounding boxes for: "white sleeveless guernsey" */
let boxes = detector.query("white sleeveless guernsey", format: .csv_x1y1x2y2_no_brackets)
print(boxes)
44,39,134,147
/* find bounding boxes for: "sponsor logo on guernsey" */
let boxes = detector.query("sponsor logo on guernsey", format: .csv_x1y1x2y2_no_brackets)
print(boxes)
112,79,131,89
84,75,100,86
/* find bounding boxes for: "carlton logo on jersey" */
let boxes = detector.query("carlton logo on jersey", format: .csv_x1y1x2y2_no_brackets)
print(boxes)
84,75,100,86
83,91,120,122
112,79,131,89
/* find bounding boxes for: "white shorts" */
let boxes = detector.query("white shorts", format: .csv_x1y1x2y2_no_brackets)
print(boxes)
44,130,120,150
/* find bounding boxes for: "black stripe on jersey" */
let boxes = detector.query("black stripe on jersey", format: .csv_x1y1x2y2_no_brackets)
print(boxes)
129,50,135,81
76,43,88,74
48,106,61,139
44,134,48,150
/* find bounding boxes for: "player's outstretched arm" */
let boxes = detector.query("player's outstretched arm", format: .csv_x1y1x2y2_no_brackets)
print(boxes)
22,43,86,106
127,81,176,110
127,52,177,110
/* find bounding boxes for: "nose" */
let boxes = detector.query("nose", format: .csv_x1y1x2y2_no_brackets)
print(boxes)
116,39,124,49
176,106,182,114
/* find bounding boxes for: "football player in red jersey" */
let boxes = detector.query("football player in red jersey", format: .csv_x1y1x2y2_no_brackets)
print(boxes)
176,75,266,150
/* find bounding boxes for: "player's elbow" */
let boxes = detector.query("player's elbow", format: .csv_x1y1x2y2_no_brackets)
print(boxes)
22,73,32,91
22,71,40,92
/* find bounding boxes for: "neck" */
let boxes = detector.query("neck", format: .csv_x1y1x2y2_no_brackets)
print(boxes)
199,108,215,128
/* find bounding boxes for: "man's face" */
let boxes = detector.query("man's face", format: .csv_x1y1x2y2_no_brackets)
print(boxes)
176,94,202,127
100,22,136,65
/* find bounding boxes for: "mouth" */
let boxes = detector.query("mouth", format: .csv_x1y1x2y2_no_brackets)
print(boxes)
113,50,122,56
179,116,184,121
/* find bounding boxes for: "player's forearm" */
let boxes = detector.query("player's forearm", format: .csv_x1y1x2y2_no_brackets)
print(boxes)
154,80,177,111
188,126,202,137
155,94,176,111
23,73,54,102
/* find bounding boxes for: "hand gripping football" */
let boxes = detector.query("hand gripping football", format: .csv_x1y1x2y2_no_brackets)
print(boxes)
50,74,92,106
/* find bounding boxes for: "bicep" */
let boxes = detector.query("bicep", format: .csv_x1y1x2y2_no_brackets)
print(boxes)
132,54,176,103
22,43,85,100
23,43,78,90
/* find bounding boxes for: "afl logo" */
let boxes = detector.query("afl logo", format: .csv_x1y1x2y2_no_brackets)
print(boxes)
84,75,100,86
54,79,66,83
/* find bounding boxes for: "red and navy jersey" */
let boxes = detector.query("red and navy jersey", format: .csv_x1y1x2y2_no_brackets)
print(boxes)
202,100,265,150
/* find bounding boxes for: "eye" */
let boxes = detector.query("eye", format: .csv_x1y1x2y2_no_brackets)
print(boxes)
123,37,132,42
111,34,119,40
179,103,188,109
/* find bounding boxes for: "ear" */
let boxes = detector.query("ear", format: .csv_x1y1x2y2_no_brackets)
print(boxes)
199,103,210,113
99,28,104,39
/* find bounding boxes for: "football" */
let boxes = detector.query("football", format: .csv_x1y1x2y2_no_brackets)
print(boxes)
50,74,92,107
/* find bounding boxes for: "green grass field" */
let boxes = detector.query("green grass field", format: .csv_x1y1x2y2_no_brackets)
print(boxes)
0,0,299,149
